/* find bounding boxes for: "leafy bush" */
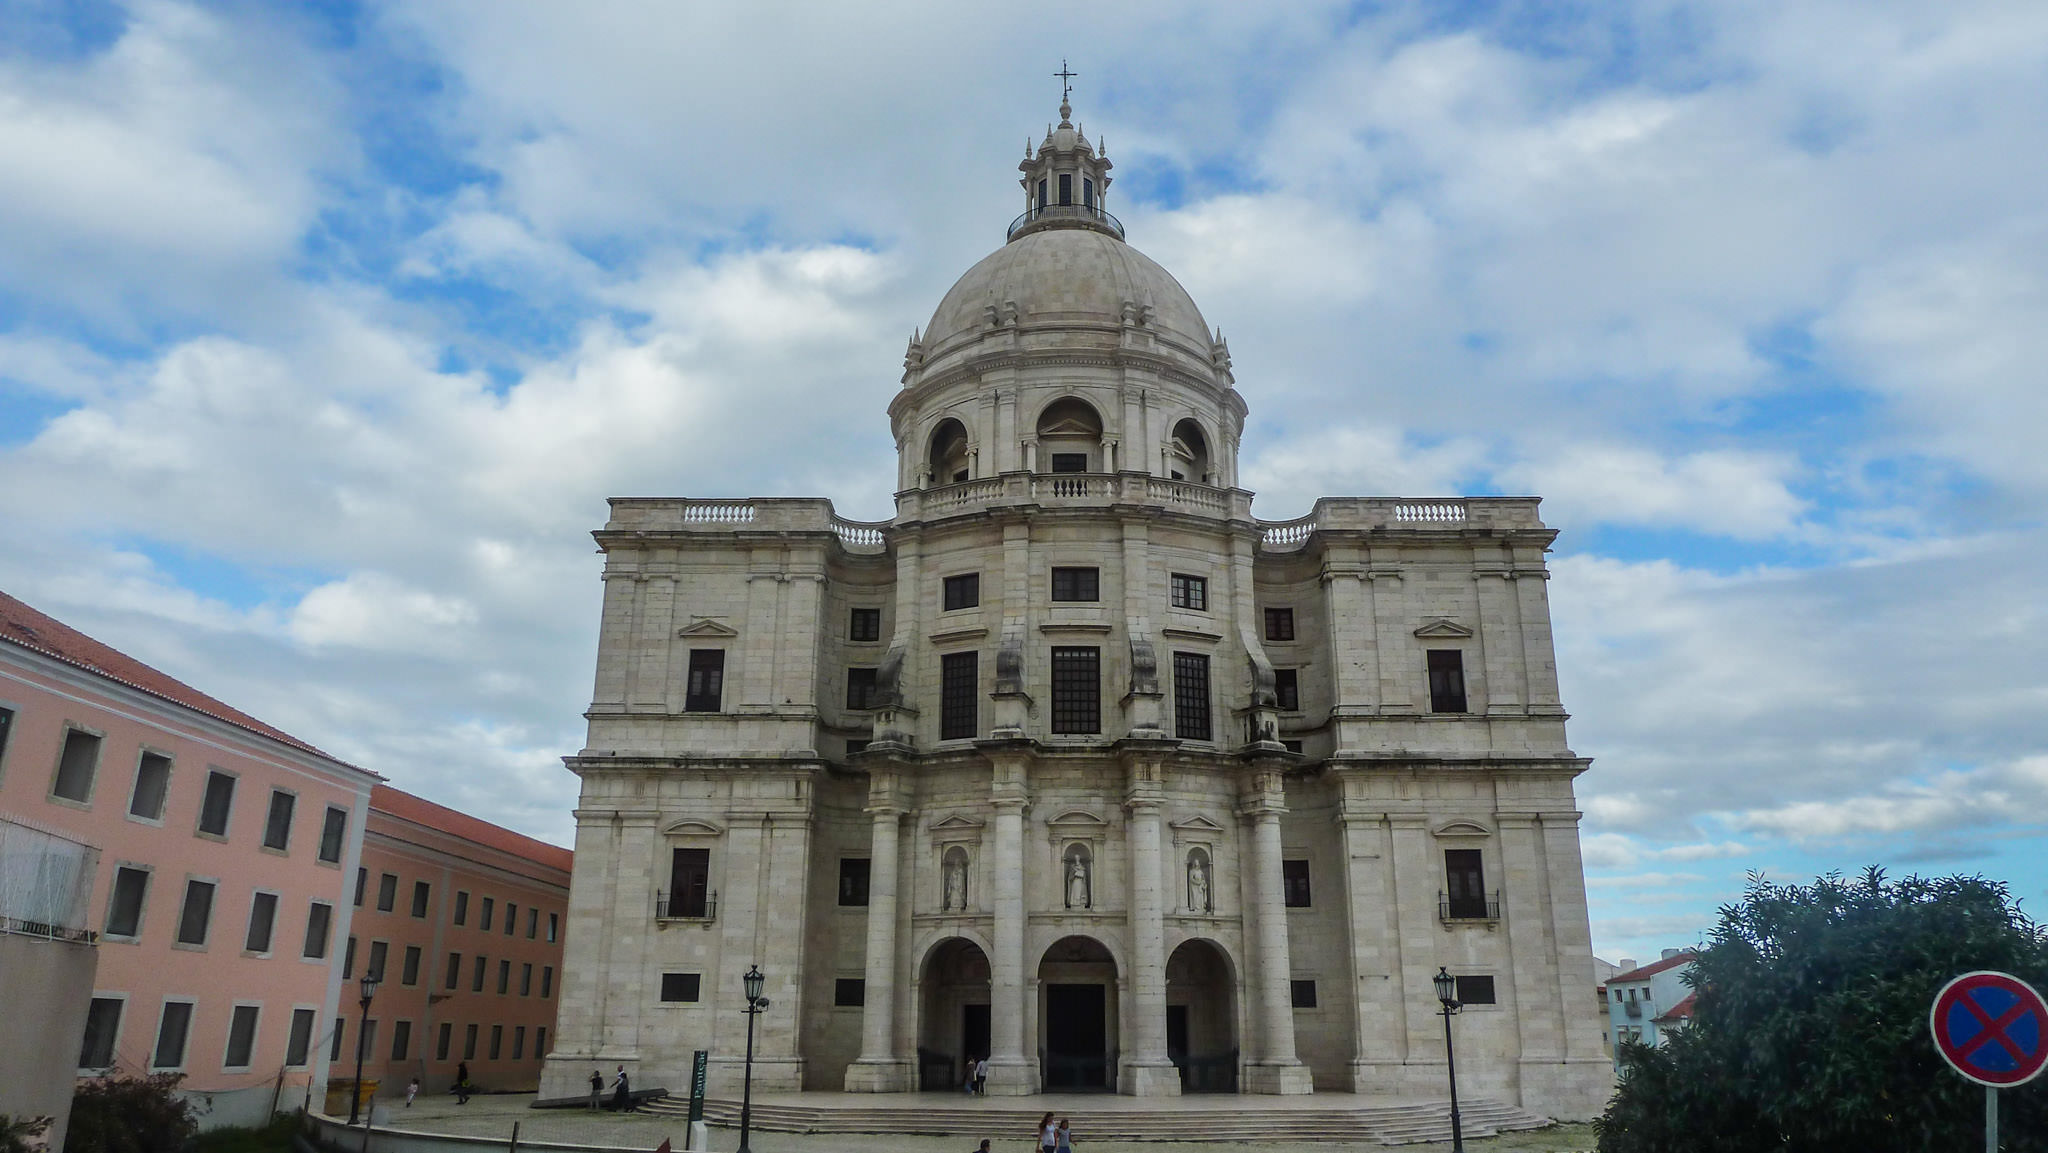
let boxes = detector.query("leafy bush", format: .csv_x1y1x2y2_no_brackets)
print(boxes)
1596,868,2048,1153
190,1116,297,1153
4,1116,53,1153
64,1074,196,1153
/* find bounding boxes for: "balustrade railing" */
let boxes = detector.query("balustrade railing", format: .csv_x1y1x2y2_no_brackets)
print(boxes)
831,518,888,551
1394,501,1467,522
680,502,754,524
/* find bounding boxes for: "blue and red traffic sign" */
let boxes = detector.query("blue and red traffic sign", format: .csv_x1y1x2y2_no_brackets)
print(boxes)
1930,971,2048,1087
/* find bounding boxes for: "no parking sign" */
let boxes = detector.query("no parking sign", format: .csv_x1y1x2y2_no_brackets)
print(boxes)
1930,970,2048,1087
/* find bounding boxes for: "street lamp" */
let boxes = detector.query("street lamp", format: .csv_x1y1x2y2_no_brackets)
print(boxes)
347,973,381,1126
1434,967,1465,1153
737,965,771,1153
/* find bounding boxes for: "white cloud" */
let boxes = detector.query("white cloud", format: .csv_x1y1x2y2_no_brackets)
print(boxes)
1503,445,1806,539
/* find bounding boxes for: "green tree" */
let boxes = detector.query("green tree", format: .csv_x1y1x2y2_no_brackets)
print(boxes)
1597,868,2048,1153
63,1075,195,1153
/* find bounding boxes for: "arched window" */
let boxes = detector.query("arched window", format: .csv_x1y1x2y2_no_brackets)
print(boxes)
1036,398,1104,474
1170,419,1212,484
928,418,971,484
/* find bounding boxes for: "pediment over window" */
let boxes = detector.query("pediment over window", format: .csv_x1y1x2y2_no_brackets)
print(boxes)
1169,814,1227,834
928,813,986,833
1047,809,1109,829
1413,618,1474,639
664,818,725,837
1039,416,1101,438
1433,819,1492,838
677,618,740,638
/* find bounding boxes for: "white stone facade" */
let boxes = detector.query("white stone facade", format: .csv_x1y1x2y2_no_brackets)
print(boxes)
539,100,1612,1120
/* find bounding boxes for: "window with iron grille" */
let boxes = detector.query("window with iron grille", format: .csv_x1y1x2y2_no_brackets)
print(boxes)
943,573,980,610
838,858,870,906
1050,647,1102,734
850,607,881,642
1264,607,1295,642
846,667,879,710
1455,975,1497,1005
1172,652,1211,740
1274,668,1299,711
1170,573,1208,611
1444,849,1488,918
941,652,978,740
1051,567,1099,602
668,848,710,918
1282,859,1311,907
685,650,725,712
1428,649,1468,713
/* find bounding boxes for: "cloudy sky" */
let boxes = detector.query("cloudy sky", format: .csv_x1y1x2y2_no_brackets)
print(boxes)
3,0,2045,965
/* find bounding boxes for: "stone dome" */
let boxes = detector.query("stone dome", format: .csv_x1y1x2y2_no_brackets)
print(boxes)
921,228,1214,363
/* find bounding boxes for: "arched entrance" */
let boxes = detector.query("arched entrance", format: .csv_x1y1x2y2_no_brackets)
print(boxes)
919,938,991,1091
1165,939,1238,1092
1038,935,1119,1090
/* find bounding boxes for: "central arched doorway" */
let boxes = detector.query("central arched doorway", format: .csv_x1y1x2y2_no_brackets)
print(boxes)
919,938,991,1092
1165,938,1238,1092
1037,935,1119,1090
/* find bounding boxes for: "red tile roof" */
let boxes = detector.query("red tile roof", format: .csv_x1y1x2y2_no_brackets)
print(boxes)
371,784,573,873
0,589,348,764
1611,951,1699,984
1654,991,1699,1024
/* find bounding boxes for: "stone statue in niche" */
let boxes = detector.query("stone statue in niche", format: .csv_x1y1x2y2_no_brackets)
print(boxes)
1187,853,1211,913
943,851,968,911
1065,850,1091,909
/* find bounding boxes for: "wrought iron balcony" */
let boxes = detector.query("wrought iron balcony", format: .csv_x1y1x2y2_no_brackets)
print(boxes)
1008,202,1125,241
1439,889,1501,923
655,889,717,921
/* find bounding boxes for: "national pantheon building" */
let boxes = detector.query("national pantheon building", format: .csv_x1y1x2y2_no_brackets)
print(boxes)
540,97,1610,1120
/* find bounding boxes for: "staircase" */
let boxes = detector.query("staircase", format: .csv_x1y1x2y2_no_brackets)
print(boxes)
638,1096,1553,1145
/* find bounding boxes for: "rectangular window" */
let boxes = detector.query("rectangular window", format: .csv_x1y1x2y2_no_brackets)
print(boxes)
343,936,356,978
390,1019,411,1062
436,1022,452,1061
942,573,980,611
849,607,881,642
331,1019,345,1063
1274,668,1300,712
520,963,533,996
244,892,278,953
130,752,172,820
80,997,123,1069
513,1025,526,1060
454,891,470,925
1290,980,1318,1009
360,1020,377,1064
402,945,422,986
547,912,558,942
153,1001,194,1069
472,955,486,992
1049,452,1088,473
368,940,389,981
1264,607,1296,642
542,966,555,998
1050,567,1099,602
684,649,725,711
1036,177,1047,209
1428,649,1468,713
107,866,149,938
225,1004,260,1068
446,952,463,990
303,902,332,959
353,868,367,907
1172,652,1211,740
1169,573,1208,611
52,729,102,802
197,770,236,837
261,790,294,850
498,958,511,994
318,806,348,864
1455,975,1498,1005
1050,646,1101,734
838,858,871,906
1058,172,1072,205
668,848,710,918
286,1008,317,1068
412,880,431,918
659,973,701,1002
0,707,11,775
175,879,215,946
526,907,538,938
940,651,978,740
1083,177,1095,208
835,978,866,1007
1282,859,1311,907
537,1027,547,1057
504,902,517,935
463,1024,478,1060
377,873,398,913
480,896,495,931
489,1025,503,1060
1445,849,1488,918
845,667,879,710
1282,739,1304,754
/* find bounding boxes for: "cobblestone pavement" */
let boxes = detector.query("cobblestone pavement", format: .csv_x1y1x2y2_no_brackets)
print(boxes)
368,1094,1595,1153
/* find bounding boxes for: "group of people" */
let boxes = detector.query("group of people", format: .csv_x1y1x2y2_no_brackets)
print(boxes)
1035,1113,1077,1153
589,1065,636,1111
962,1056,990,1095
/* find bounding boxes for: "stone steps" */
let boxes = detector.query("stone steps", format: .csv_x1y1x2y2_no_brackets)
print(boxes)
639,1096,1552,1145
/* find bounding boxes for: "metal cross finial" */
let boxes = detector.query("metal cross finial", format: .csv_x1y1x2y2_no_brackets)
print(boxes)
1055,60,1077,104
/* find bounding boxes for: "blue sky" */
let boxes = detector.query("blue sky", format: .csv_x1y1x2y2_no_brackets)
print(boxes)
2,0,2046,966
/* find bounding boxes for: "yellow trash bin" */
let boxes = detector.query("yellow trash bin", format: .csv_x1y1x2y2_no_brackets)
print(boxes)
323,1078,378,1117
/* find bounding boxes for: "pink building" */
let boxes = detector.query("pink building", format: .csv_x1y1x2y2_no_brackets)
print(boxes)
338,785,571,1098
0,591,380,1128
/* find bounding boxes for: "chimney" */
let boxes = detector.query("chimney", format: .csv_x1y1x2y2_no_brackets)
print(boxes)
1618,958,1637,973
1662,948,1682,960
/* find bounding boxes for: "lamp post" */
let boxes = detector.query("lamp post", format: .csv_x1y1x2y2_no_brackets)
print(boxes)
347,973,381,1126
737,965,771,1153
1434,966,1465,1153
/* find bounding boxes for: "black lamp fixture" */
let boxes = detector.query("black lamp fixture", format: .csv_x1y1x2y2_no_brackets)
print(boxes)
737,964,771,1153
347,973,381,1127
1434,966,1465,1153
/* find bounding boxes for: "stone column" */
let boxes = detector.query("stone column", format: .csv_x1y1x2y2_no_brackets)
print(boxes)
1240,767,1313,1093
984,750,1039,1094
845,776,911,1091
1119,752,1179,1095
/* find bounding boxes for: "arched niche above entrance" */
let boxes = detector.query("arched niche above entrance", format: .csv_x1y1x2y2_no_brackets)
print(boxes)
1037,934,1121,1091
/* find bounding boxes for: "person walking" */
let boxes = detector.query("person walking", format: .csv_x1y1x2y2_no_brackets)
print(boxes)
405,1077,419,1107
609,1064,633,1112
974,1056,988,1096
453,1062,471,1106
588,1069,604,1111
1055,1118,1075,1153
1038,1112,1058,1153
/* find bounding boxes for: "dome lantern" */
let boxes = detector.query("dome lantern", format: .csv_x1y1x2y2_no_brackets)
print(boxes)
1010,73,1119,242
